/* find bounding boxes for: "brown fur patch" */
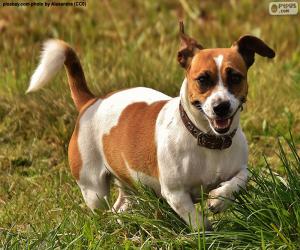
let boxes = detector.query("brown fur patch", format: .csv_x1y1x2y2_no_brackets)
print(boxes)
68,98,98,180
58,40,94,112
102,101,168,185
186,48,248,103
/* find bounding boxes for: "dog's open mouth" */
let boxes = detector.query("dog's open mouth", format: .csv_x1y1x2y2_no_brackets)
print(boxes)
209,117,233,134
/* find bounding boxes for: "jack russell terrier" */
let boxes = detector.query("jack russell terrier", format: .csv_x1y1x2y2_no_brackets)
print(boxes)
27,22,275,230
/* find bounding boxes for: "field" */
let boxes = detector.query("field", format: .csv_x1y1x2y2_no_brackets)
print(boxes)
1,0,300,249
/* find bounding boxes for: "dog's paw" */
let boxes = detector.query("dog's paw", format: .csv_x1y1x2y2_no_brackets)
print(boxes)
204,219,213,232
207,186,233,213
190,216,213,232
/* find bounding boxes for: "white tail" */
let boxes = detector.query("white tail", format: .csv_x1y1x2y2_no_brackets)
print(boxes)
27,40,66,93
27,40,94,111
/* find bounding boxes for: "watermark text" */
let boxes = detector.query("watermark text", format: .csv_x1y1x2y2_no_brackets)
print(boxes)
269,1,298,15
1,1,86,7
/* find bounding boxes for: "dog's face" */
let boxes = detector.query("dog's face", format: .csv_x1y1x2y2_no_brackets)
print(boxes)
186,49,248,134
178,22,275,134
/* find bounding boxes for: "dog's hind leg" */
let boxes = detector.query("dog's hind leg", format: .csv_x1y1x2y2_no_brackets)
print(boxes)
68,99,112,211
75,151,112,211
78,168,111,211
112,181,130,213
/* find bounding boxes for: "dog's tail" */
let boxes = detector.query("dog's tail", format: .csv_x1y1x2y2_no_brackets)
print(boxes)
27,40,95,111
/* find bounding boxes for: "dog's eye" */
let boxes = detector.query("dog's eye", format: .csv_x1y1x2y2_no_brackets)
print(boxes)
229,74,243,84
196,73,212,89
227,69,243,85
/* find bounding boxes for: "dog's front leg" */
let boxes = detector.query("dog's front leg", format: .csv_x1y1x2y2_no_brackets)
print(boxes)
162,188,212,230
208,167,248,213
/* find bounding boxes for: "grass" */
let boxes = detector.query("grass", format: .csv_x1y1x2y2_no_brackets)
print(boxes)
0,0,300,248
2,138,300,249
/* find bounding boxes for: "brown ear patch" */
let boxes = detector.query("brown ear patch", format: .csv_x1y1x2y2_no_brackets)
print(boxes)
177,21,203,68
68,98,98,180
102,101,168,185
233,35,275,67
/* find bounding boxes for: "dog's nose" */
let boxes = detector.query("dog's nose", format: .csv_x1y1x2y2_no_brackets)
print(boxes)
213,101,230,117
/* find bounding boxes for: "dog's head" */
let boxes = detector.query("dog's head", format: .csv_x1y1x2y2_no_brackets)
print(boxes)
178,22,275,135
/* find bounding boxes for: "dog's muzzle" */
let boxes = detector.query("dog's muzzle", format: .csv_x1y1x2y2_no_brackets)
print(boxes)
192,97,246,134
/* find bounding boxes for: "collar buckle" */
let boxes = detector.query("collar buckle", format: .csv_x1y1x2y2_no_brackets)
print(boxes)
197,132,206,147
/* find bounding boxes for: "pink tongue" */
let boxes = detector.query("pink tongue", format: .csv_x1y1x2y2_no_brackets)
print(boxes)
216,119,229,127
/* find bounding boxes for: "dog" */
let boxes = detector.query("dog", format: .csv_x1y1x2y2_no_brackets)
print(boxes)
27,22,275,230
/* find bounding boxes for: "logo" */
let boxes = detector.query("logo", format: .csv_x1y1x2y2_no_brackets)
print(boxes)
269,1,298,15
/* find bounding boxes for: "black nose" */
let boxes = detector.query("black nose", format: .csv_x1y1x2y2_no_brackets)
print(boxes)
213,101,231,117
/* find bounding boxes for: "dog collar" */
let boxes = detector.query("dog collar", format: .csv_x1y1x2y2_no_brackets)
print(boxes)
179,102,237,150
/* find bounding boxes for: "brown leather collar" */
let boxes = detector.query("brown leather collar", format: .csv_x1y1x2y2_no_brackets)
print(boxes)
179,102,237,150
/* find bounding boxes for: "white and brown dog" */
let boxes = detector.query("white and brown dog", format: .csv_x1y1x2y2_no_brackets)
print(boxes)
27,22,275,229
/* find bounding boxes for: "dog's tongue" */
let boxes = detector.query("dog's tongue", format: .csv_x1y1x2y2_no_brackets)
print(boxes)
214,118,230,129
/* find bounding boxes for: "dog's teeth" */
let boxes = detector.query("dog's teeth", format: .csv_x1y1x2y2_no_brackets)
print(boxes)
213,118,231,129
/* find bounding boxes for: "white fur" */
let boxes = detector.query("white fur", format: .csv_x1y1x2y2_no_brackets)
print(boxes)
75,81,248,229
27,40,66,93
156,87,248,228
77,99,109,210
214,55,224,86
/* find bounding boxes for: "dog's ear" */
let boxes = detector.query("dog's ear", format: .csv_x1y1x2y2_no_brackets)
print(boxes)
177,21,203,69
232,35,275,68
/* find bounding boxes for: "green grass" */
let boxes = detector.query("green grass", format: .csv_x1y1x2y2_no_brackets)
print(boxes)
2,138,300,249
0,0,300,248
